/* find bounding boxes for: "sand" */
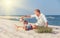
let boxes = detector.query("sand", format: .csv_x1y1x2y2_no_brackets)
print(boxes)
0,19,60,38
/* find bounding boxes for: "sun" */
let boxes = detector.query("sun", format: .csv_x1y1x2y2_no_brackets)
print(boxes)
4,0,12,6
2,0,14,15
1,0,25,15
2,0,13,8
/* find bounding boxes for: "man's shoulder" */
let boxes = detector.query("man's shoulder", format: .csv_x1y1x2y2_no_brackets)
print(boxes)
41,13,45,16
41,13,44,15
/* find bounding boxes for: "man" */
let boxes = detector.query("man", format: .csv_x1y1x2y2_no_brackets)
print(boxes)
21,9,48,27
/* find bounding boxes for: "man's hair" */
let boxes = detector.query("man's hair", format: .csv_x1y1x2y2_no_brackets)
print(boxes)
35,9,40,13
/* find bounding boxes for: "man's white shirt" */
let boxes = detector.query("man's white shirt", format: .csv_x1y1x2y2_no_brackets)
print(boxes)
31,13,47,26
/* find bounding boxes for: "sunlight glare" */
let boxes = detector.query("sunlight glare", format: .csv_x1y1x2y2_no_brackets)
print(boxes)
2,0,14,15
1,0,24,15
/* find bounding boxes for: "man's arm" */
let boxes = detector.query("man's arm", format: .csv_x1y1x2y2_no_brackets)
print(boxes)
24,15,31,18
21,15,35,18
42,14,48,27
45,22,48,27
21,15,31,19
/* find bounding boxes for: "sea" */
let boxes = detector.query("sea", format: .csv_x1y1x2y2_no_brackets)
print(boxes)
1,15,60,26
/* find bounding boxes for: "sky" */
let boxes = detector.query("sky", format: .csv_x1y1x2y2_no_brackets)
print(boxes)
0,0,60,15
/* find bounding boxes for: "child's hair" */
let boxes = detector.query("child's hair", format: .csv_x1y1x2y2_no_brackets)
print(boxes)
24,20,28,24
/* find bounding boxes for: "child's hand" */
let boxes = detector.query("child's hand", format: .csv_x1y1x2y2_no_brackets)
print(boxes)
16,26,20,31
15,24,20,31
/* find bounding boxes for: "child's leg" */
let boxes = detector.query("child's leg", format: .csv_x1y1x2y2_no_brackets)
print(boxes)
32,25,37,29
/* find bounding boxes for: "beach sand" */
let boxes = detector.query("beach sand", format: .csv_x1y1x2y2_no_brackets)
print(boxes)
0,19,60,38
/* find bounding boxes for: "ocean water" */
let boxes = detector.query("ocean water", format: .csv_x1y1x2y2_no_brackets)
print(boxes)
1,15,60,26
46,15,60,26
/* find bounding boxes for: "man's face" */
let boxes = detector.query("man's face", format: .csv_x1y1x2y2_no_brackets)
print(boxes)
34,11,40,16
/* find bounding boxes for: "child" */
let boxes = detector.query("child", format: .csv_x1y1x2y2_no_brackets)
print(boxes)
15,18,37,31
23,20,33,30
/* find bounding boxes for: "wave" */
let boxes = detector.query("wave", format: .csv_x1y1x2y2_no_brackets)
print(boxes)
47,16,55,19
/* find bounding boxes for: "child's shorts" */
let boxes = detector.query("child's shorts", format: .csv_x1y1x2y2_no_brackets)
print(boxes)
26,25,32,30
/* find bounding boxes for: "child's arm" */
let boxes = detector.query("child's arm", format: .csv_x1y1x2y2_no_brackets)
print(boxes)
31,24,37,29
15,24,29,31
15,24,23,28
15,24,25,31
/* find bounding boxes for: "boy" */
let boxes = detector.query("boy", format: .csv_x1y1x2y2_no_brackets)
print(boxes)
15,20,37,31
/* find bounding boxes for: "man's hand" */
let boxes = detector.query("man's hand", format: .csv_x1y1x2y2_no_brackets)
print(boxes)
21,16,25,19
20,15,31,22
45,22,48,27
20,16,24,22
